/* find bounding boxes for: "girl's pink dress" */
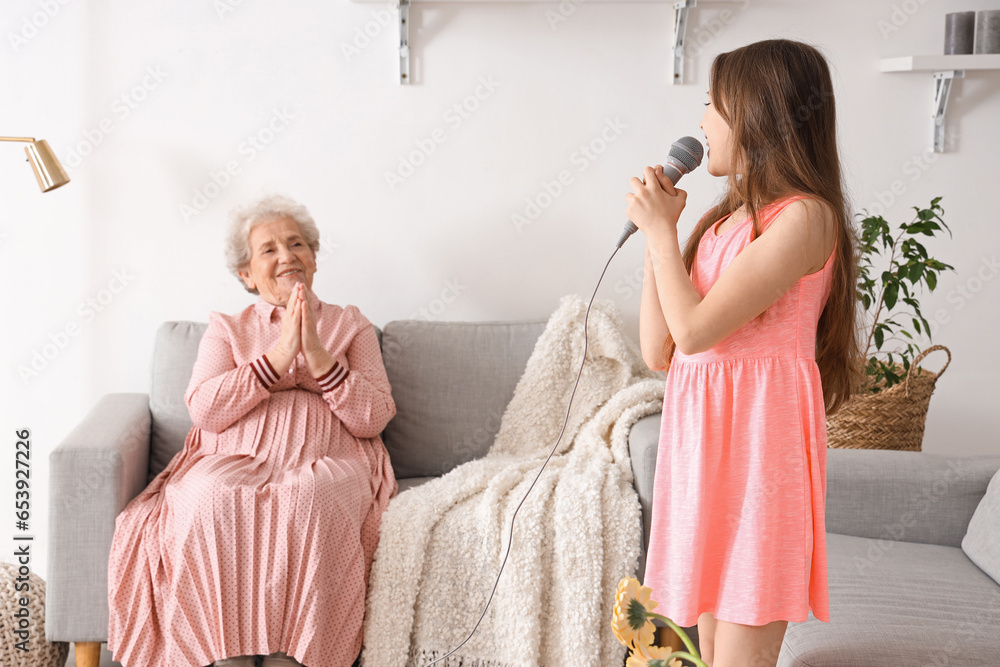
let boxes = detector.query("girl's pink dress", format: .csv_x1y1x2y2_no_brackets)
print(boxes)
644,196,834,627
107,292,397,667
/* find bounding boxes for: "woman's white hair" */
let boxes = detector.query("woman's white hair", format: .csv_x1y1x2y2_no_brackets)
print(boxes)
225,194,321,294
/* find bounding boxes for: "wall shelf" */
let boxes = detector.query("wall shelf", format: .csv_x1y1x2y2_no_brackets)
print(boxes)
351,0,746,84
881,54,1000,153
881,54,1000,72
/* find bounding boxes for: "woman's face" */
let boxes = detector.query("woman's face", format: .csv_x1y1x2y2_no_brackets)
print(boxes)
238,216,317,306
700,93,733,177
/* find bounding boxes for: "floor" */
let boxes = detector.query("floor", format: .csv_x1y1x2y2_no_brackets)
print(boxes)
62,646,363,666
59,645,703,667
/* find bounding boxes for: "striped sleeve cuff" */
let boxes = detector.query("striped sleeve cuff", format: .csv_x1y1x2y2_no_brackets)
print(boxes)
316,362,349,392
250,354,280,389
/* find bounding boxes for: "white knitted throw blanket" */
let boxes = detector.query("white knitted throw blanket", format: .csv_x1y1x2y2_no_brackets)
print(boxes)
362,296,664,667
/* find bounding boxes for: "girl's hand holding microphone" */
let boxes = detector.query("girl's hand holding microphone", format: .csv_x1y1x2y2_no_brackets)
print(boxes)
626,164,688,247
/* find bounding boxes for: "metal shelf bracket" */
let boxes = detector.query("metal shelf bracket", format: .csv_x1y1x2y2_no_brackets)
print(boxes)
399,0,410,84
672,0,696,85
932,70,963,153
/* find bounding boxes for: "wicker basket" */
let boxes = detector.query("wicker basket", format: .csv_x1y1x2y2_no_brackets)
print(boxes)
0,562,69,667
826,344,951,452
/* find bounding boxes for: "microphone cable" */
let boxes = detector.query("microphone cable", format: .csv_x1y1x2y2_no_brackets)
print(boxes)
425,138,700,663
425,238,628,666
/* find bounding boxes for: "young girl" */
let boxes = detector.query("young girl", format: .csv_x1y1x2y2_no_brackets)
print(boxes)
625,40,861,667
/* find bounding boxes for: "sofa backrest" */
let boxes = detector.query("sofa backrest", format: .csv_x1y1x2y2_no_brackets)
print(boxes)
824,449,1000,548
147,318,544,482
379,319,545,478
149,321,206,482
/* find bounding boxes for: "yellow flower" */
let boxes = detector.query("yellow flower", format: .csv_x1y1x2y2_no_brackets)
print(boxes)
626,642,684,667
612,577,658,649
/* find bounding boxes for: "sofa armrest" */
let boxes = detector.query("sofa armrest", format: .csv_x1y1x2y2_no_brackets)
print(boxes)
825,449,1000,548
628,413,662,580
46,393,151,642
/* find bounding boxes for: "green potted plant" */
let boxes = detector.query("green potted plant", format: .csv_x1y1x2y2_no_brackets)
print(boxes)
827,197,954,451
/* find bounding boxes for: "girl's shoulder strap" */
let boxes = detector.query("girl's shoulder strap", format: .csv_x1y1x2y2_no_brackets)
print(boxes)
756,194,812,235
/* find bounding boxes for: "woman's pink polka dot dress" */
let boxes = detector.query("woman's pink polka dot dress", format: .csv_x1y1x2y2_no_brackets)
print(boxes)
107,292,397,667
644,196,834,627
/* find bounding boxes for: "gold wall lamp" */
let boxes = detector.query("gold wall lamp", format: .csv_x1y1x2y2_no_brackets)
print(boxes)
1,136,70,192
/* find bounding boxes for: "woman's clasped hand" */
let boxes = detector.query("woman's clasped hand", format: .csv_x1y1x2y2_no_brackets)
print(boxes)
268,282,337,379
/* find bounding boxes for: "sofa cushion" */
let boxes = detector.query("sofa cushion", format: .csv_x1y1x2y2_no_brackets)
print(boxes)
380,319,546,479
778,532,1000,666
397,477,435,494
962,468,1000,586
149,321,205,481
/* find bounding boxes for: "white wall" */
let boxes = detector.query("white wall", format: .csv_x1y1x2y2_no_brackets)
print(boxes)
3,0,999,578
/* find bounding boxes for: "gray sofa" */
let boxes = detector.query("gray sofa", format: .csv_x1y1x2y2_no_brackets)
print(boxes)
48,318,1000,666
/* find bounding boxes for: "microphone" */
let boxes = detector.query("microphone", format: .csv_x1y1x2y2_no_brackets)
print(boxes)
617,136,705,248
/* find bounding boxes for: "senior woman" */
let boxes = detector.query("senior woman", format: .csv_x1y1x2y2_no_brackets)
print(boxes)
106,195,397,667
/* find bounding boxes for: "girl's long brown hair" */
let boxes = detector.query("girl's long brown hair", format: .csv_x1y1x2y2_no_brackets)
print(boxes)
662,39,863,415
